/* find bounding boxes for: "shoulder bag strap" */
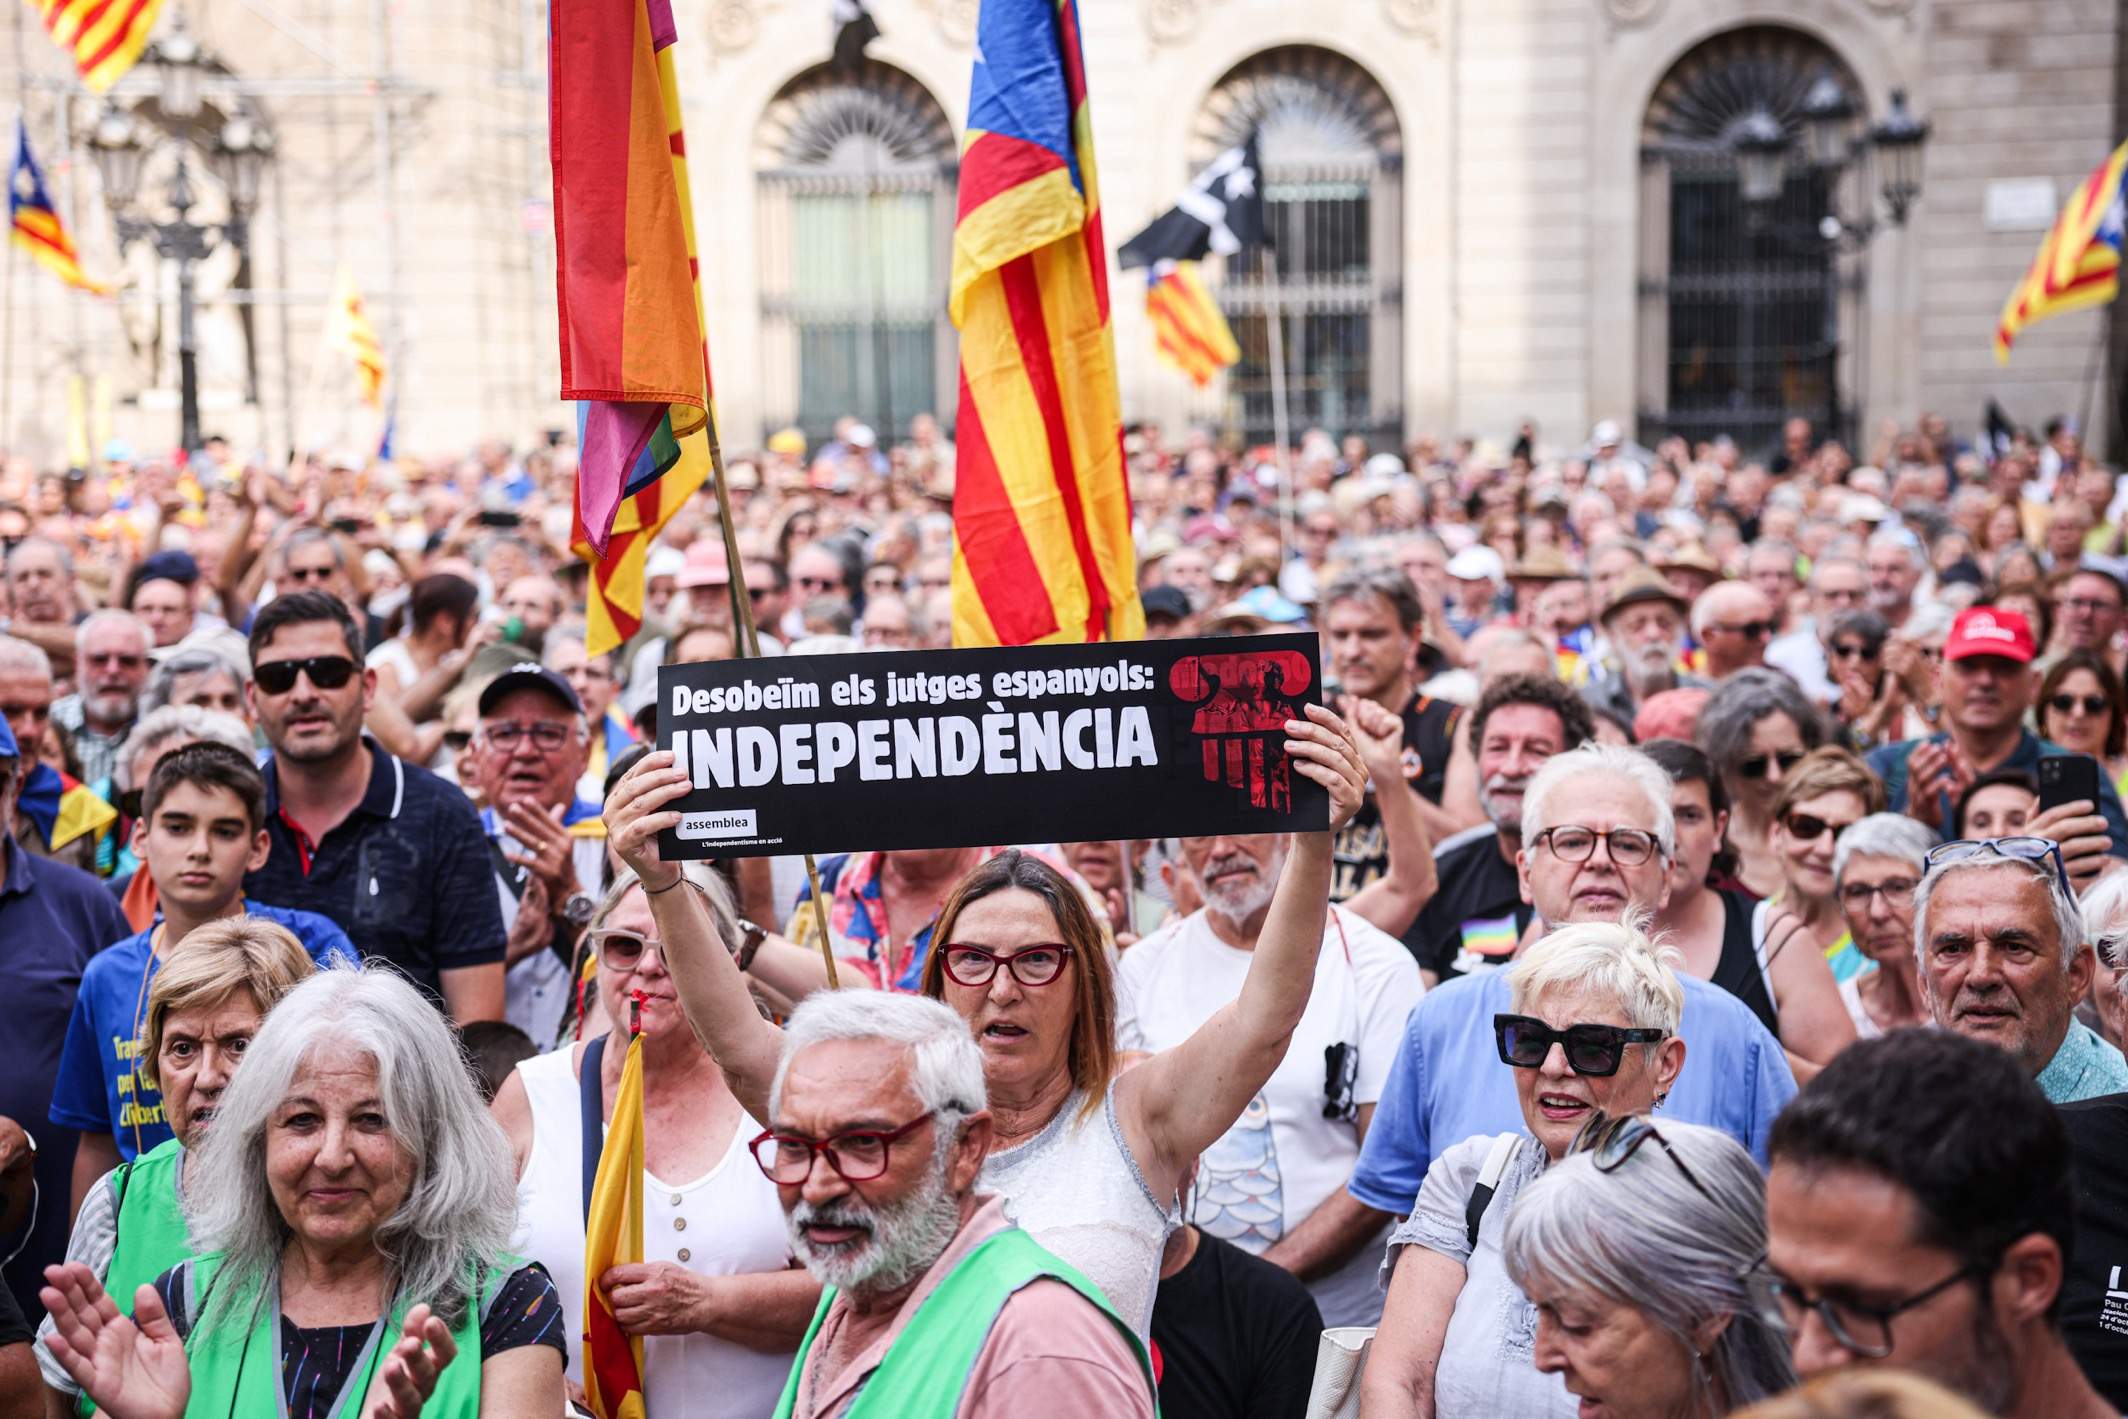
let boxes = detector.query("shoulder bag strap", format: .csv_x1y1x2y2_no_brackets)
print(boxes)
1464,1133,1522,1252
578,1034,609,1224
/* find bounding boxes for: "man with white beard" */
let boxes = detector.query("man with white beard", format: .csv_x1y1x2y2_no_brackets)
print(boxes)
1580,567,1706,728
1118,827,1422,1326
763,992,1155,1418
1402,676,1595,986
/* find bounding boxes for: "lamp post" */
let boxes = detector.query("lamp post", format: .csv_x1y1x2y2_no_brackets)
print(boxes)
87,17,273,456
1730,78,1931,449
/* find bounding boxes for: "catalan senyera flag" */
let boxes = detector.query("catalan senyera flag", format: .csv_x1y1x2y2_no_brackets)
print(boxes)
327,265,387,409
28,0,164,93
949,0,1142,647
17,763,117,863
582,1027,647,1419
1146,261,1239,387
551,0,711,562
10,120,112,295
1994,139,2128,362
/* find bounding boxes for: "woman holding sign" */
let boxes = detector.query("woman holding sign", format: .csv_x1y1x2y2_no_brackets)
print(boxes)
604,703,1369,1338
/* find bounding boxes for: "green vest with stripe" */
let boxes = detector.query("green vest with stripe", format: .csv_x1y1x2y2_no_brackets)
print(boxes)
177,1256,494,1419
770,1225,1157,1418
77,1139,190,1418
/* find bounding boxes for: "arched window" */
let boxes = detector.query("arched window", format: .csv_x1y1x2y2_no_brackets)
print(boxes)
1637,27,1865,456
1194,47,1402,445
754,61,956,442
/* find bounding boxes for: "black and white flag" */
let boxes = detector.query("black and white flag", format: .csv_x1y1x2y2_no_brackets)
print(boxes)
831,0,880,68
1118,132,1266,270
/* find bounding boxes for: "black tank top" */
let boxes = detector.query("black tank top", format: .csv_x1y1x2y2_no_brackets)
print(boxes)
1713,889,1781,1038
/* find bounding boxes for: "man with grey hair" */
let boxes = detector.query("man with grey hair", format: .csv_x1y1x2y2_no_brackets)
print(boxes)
1766,553,1869,703
1866,528,1928,631
1690,580,1776,680
1,537,79,677
765,991,1154,1417
1516,741,1677,932
0,636,113,872
1915,838,2128,1102
49,610,152,786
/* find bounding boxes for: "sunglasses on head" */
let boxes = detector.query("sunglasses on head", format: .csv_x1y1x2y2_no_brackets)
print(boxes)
1782,812,1856,843
1737,749,1804,780
1494,1013,1667,1077
253,655,357,696
1924,836,2072,897
1570,1111,1716,1203
2050,693,2110,717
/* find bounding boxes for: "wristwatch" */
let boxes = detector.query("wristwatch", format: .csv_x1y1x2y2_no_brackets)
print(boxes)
556,891,598,929
735,919,769,972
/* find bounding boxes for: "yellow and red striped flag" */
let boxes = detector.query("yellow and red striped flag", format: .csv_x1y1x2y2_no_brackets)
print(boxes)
1995,139,2128,362
1146,261,1239,388
948,0,1142,647
10,120,112,295
28,0,164,93
327,265,387,409
553,0,715,655
582,1027,647,1419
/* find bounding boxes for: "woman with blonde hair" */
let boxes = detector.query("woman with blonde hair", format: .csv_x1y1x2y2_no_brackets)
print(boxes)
33,917,318,1419
1730,1369,1990,1419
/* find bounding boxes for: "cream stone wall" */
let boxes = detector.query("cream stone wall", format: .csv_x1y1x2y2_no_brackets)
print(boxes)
0,0,2119,464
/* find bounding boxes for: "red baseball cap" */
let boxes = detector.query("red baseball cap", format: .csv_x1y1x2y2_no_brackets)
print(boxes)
1944,606,2037,664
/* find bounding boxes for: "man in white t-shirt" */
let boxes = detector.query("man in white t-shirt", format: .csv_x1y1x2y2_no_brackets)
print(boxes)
1118,830,1424,1326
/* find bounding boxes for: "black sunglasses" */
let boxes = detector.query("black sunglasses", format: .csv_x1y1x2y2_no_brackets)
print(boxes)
1829,641,1879,660
2050,693,2110,718
1717,621,1773,639
253,655,357,696
1782,812,1857,843
1737,749,1805,780
1494,1014,1667,1077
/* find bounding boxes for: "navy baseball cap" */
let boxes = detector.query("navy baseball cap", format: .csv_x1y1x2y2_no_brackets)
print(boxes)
136,549,201,586
1141,586,1191,623
477,661,583,717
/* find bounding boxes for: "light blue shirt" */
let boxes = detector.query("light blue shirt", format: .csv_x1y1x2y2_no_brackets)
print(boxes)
1350,968,1799,1214
2037,1020,2128,1104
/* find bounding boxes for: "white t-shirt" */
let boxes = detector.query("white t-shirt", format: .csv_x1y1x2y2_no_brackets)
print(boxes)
1116,905,1424,1326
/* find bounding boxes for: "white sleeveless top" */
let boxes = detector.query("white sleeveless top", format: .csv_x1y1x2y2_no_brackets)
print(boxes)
978,1084,1178,1338
511,1044,796,1418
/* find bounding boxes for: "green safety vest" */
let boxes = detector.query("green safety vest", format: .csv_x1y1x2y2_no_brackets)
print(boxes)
178,1256,493,1419
770,1225,1156,1419
78,1139,190,1419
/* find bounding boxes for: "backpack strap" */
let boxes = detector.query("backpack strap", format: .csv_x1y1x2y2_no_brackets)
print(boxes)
1464,1133,1522,1251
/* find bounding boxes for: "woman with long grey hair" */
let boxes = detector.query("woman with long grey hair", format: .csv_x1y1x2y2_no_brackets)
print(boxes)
1694,669,1826,900
1502,1115,1794,1418
40,965,566,1418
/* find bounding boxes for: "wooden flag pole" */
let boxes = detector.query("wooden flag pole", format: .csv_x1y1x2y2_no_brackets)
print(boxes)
702,419,841,990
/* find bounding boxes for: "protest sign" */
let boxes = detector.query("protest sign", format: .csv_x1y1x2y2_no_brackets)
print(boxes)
656,633,1326,858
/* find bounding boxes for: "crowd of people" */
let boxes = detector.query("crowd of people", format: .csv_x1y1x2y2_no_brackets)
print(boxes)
0,404,2125,1418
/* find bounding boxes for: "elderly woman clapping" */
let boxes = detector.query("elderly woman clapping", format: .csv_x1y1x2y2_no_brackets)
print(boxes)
1502,1115,1793,1417
41,966,565,1419
1362,919,1686,1418
605,706,1369,1336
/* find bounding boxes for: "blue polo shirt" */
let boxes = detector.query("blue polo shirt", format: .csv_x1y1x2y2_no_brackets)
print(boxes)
47,904,356,1159
1866,728,2128,855
1348,968,1798,1215
0,840,129,1324
246,738,504,1002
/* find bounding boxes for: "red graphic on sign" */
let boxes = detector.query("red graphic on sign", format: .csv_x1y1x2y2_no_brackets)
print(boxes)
1168,651,1313,811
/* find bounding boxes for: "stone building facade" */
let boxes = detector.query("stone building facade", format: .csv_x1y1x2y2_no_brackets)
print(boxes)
2,0,2121,464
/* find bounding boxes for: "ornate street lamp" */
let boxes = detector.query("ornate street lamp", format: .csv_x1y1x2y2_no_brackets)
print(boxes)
1872,89,1931,225
1799,72,1857,170
1731,109,1791,208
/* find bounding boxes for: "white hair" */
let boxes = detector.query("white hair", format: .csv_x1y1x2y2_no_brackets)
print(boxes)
1688,582,1758,639
115,706,253,788
772,992,986,1132
0,635,52,679
1521,742,1677,862
75,608,149,656
1833,813,1936,885
1867,528,1927,570
4,536,72,579
141,646,249,716
1506,916,1684,1035
1914,852,2086,969
2079,871,2128,971
183,965,518,1331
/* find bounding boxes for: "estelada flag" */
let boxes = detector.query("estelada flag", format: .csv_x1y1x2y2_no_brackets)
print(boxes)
1994,139,2128,362
1146,261,1239,388
582,1028,648,1419
550,0,711,558
327,265,387,410
10,119,112,295
949,0,1142,647
29,0,164,93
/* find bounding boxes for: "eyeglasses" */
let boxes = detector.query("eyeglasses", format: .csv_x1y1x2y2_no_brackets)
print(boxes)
1782,812,1857,843
1837,877,1918,909
1533,825,1660,866
749,1112,935,1185
1494,1014,1668,1077
939,943,1073,988
2049,693,2110,718
253,655,357,695
1829,642,1878,661
2058,597,2121,616
482,721,576,753
1570,1112,1714,1204
1715,621,1773,639
794,574,842,592
587,927,661,970
1737,749,1805,780
1744,1253,1988,1359
85,651,147,670
442,730,473,752
1924,836,2072,897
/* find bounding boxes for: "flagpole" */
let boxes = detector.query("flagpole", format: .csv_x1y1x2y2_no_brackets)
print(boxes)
1262,257,1296,562
2078,320,2107,454
703,417,841,991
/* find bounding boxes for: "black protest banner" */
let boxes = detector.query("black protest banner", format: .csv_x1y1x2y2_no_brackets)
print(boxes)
656,633,1326,858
